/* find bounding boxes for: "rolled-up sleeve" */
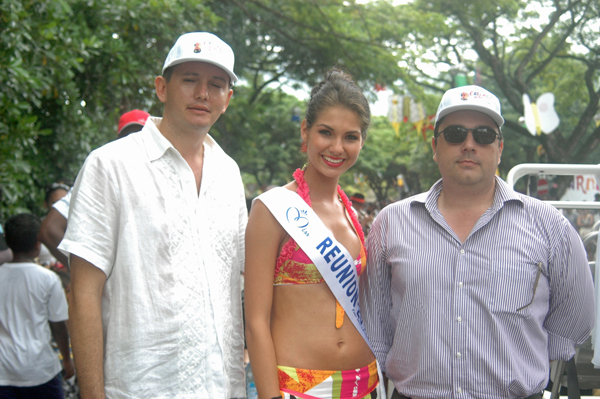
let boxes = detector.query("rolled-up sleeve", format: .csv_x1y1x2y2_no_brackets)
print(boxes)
59,150,120,276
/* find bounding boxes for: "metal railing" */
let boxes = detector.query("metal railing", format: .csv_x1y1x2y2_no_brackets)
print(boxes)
507,163,600,209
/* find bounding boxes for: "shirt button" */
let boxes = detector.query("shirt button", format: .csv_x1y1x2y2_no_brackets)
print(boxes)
457,316,462,322
460,249,465,254
458,282,463,288
457,352,462,358
457,387,462,394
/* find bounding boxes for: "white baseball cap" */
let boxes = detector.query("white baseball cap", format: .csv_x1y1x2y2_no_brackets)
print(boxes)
162,32,238,83
435,85,504,127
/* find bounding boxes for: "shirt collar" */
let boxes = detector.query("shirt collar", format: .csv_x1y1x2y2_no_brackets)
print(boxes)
492,176,523,210
141,117,174,162
141,117,218,162
415,176,523,213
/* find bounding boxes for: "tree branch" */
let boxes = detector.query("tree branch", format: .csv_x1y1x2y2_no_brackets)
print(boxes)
525,7,587,84
514,4,566,86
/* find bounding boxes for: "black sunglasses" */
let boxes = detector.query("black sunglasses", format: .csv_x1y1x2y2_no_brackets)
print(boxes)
437,125,500,145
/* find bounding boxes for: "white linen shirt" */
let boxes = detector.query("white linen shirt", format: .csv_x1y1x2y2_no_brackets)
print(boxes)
0,262,68,386
59,117,247,399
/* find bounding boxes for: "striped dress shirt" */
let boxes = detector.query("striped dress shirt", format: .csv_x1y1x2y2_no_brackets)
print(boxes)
360,177,595,399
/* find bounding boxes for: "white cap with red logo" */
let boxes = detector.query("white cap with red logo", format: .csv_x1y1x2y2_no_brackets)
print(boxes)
435,85,504,127
162,32,238,84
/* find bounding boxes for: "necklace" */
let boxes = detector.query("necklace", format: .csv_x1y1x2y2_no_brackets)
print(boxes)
292,168,366,251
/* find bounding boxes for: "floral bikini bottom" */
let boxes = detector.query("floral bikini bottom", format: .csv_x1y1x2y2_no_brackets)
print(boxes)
278,359,380,399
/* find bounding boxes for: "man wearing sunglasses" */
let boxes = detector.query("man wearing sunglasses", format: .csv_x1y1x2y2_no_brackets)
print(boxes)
361,85,595,399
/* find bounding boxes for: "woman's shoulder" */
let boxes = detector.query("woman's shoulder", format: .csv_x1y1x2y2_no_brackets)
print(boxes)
283,181,299,193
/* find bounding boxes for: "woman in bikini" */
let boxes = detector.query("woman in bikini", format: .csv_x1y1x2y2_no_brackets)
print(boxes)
245,69,380,399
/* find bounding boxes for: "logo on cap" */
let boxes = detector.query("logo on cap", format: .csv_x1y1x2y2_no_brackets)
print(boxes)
194,43,201,53
462,90,492,101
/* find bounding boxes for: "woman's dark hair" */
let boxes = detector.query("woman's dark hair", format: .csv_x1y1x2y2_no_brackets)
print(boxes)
305,68,370,140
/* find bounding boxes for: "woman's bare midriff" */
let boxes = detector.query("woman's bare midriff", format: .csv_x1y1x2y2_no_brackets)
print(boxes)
271,282,375,371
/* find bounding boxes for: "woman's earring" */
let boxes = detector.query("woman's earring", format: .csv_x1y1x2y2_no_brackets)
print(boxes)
301,142,307,153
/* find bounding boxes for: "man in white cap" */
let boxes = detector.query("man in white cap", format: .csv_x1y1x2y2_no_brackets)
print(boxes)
360,85,595,399
61,32,247,398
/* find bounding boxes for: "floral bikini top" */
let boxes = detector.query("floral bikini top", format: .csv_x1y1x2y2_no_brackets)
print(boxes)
272,169,367,328
274,236,366,285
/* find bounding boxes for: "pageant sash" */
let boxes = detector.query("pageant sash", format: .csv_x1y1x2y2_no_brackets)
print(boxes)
257,187,371,348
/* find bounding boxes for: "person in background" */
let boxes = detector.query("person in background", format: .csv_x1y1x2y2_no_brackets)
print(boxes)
39,182,71,267
38,110,150,268
0,213,73,398
593,193,600,223
577,208,595,238
350,192,374,235
562,208,579,230
117,109,151,139
361,85,595,399
44,182,70,212
350,193,366,212
61,32,246,398
245,69,382,399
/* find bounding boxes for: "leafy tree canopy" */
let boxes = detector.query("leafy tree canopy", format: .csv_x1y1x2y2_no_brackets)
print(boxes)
400,0,600,170
2,0,599,216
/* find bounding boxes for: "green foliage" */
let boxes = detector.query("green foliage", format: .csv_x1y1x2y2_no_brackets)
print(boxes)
1,0,410,216
211,0,407,98
0,0,219,219
3,0,599,214
211,85,306,193
0,0,88,216
352,116,439,204
401,0,600,173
